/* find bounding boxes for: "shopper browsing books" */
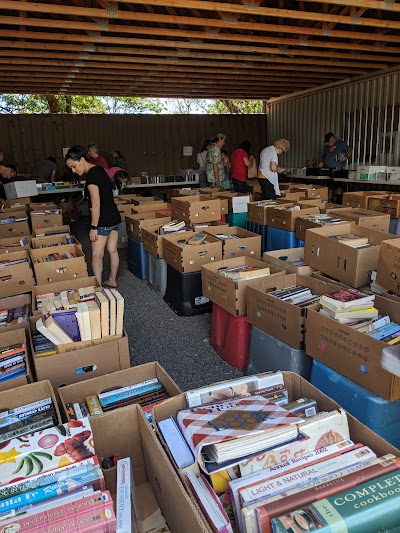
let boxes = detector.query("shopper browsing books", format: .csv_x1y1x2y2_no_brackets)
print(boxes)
65,145,121,288
258,139,290,200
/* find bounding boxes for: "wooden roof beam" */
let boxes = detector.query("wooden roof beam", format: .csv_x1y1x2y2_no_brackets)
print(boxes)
303,0,400,13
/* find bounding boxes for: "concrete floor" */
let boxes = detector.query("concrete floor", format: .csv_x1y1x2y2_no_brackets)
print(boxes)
72,218,243,391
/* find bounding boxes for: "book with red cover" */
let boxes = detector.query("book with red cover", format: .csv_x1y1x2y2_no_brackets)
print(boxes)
320,289,374,311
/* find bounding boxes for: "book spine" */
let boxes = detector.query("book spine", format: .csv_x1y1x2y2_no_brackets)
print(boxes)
256,456,400,533
101,389,168,411
98,378,159,400
0,401,53,427
0,414,55,443
99,383,163,406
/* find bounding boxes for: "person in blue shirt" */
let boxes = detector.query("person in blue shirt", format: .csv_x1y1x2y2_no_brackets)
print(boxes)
320,132,352,169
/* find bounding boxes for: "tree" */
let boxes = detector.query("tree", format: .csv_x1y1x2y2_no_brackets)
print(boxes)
205,100,267,114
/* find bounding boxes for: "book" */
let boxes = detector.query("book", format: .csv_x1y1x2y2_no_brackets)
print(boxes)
112,289,124,336
116,457,142,533
52,309,81,342
36,317,63,345
177,397,303,471
330,233,369,246
94,289,109,337
86,300,101,340
157,417,195,469
219,265,270,280
255,455,400,533
76,302,91,341
44,314,74,344
271,469,400,532
103,288,116,336
323,307,379,321
320,289,375,311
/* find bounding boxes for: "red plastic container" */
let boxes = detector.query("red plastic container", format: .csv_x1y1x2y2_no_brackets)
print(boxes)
210,303,252,370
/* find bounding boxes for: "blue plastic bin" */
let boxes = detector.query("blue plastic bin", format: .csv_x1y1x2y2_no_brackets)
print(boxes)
128,236,148,280
266,226,301,251
310,359,400,448
245,221,268,253
226,212,248,228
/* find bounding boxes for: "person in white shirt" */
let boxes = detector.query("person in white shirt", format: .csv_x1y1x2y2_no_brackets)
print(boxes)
258,139,290,199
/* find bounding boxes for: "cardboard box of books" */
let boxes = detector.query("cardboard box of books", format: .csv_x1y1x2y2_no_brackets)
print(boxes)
376,238,400,295
167,188,198,202
342,190,389,209
367,194,400,218
141,223,172,258
0,235,30,254
204,226,262,260
0,250,35,299
0,210,30,239
263,247,316,276
0,326,33,392
131,196,164,206
0,292,32,334
30,210,64,231
246,273,342,349
295,214,349,241
30,243,88,285
280,191,309,202
290,185,329,201
304,222,397,287
131,202,169,214
328,208,391,232
31,233,81,250
3,197,30,209
188,221,229,232
89,405,208,532
152,371,400,533
163,231,223,273
58,362,181,422
305,294,400,401
116,202,136,222
171,195,222,224
125,213,171,241
268,206,320,232
217,193,252,213
32,224,71,238
33,275,99,311
201,256,285,316
247,199,293,226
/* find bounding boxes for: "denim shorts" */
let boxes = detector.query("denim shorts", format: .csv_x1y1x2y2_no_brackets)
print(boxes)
97,223,121,236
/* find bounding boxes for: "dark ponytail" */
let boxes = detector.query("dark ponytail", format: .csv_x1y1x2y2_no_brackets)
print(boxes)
65,145,91,163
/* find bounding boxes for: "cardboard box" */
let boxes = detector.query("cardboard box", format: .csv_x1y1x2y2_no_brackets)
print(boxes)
247,199,293,226
367,194,400,218
30,203,57,211
131,196,164,206
247,273,340,349
115,194,142,202
32,224,71,237
33,276,99,311
0,379,61,422
263,247,316,276
131,203,169,214
217,193,252,213
31,234,81,250
219,198,229,216
0,292,32,334
141,223,171,258
342,191,389,209
167,188,198,202
0,210,30,239
163,231,223,273
0,250,35,298
30,212,64,231
0,327,33,392
199,187,221,197
304,223,397,287
268,206,320,232
30,243,87,285
116,203,136,222
0,235,31,254
31,327,130,391
88,406,208,532
305,295,400,401
4,180,38,199
296,214,346,241
188,221,229,232
171,195,221,224
376,238,400,295
126,213,171,241
58,362,181,420
291,185,329,201
204,226,261,260
328,208,390,232
280,192,309,201
3,198,30,209
201,256,285,316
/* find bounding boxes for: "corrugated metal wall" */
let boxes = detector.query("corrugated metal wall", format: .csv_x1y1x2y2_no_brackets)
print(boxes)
267,68,400,169
0,114,267,177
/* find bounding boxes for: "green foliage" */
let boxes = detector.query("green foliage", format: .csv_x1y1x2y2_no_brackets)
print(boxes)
205,100,266,114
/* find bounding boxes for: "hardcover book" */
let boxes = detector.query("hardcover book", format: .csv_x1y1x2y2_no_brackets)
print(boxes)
52,309,81,342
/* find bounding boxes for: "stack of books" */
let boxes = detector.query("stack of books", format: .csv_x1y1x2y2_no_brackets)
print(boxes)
268,285,321,308
0,236,28,250
0,215,28,225
156,373,400,533
159,220,186,235
0,342,27,383
35,287,124,350
329,233,372,248
34,233,74,247
0,419,116,531
66,378,170,424
34,251,78,262
31,330,57,356
0,304,31,327
319,289,379,325
274,205,301,212
300,214,347,226
218,265,271,281
0,257,28,269
30,208,61,216
215,233,242,240
35,227,70,237
36,286,95,310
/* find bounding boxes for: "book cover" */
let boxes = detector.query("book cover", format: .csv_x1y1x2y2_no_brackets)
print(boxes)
320,289,374,311
157,417,195,469
271,469,400,533
52,310,81,342
86,300,101,340
94,289,109,337
98,378,159,401
76,302,91,341
111,289,124,336
103,288,116,336
116,457,142,533
44,315,74,344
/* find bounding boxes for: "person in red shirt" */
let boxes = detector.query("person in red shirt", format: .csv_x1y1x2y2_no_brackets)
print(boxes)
230,140,252,193
87,143,109,170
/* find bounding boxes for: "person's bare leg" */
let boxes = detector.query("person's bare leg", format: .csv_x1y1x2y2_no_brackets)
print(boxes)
91,236,108,285
104,230,119,287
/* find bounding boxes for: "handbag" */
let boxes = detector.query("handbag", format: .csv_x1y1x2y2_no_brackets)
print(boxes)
247,156,258,178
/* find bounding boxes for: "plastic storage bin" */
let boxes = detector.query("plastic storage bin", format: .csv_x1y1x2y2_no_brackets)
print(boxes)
226,212,248,228
210,303,252,370
246,326,312,379
245,221,268,253
310,359,400,448
117,221,128,249
266,226,302,251
390,217,400,235
128,236,148,280
163,264,211,316
147,255,167,296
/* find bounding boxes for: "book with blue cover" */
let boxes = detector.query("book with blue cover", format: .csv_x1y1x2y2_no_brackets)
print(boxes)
52,310,81,342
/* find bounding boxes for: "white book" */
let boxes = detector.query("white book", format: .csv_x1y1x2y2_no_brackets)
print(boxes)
76,302,91,341
116,457,142,533
157,417,195,469
103,288,116,336
36,317,62,345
